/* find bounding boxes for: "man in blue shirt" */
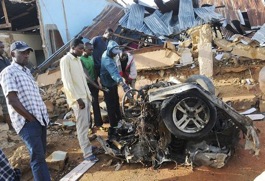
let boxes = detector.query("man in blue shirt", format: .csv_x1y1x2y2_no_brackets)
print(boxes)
100,40,131,140
91,28,113,79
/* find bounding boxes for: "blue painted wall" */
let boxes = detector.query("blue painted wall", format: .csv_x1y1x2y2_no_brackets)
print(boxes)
38,0,109,43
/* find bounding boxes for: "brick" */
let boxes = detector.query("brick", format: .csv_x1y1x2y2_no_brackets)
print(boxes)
46,151,68,171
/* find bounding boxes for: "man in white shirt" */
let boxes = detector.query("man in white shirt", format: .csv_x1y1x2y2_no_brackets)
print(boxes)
60,37,98,162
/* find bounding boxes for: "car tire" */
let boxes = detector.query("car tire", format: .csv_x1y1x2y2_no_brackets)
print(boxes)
185,75,215,95
161,90,217,139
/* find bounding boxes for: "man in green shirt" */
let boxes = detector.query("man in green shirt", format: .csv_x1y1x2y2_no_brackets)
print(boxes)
81,42,104,130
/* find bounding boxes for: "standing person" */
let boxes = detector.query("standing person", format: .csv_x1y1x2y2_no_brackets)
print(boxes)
80,42,105,131
0,41,13,131
100,40,131,140
116,51,137,89
91,28,113,79
60,38,99,162
0,41,51,180
0,148,21,181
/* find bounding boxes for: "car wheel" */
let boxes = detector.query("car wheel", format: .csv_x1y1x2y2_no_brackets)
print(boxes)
161,90,217,139
185,75,215,95
121,89,143,120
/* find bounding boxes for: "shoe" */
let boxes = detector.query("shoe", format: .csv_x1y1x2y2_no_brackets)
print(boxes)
88,129,93,135
84,154,99,162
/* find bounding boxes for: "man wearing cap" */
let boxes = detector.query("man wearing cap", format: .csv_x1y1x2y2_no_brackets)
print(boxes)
0,41,51,180
100,40,131,140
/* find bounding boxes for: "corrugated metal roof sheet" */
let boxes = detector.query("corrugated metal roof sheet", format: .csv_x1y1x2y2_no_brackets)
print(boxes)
144,10,172,36
119,1,223,36
81,5,124,40
178,0,196,30
194,6,223,23
127,4,145,30
251,24,265,44
200,0,265,27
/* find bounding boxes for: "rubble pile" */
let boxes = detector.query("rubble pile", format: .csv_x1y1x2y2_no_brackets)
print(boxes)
40,79,71,122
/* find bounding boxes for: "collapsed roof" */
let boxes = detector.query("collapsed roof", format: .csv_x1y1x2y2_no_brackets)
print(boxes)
119,0,224,37
0,0,38,32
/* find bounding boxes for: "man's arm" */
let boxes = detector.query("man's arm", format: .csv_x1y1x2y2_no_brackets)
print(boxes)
80,60,106,91
7,92,36,122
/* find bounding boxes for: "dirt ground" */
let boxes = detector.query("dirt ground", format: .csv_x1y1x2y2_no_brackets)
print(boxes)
1,61,265,181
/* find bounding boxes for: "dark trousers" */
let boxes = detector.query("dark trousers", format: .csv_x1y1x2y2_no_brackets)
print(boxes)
88,82,103,127
19,120,50,181
104,85,122,128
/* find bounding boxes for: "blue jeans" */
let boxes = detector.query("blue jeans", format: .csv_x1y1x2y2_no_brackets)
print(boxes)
19,120,51,181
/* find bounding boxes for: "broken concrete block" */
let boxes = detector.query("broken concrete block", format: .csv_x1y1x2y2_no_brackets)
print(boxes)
198,24,213,77
37,69,61,87
9,146,31,173
46,151,68,171
223,95,258,111
259,66,265,94
55,119,76,130
214,39,234,51
179,48,193,66
45,100,54,113
56,98,66,106
232,44,265,60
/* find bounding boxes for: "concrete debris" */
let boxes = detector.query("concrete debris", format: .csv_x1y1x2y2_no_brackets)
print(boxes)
101,159,113,168
178,48,193,66
259,66,265,94
55,119,76,130
46,151,68,171
198,24,213,77
232,44,265,60
37,68,61,87
9,146,31,174
41,79,69,121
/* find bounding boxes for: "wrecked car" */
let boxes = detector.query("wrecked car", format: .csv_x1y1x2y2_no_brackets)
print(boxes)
97,75,260,169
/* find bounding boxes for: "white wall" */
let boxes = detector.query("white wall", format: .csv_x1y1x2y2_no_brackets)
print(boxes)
38,0,109,44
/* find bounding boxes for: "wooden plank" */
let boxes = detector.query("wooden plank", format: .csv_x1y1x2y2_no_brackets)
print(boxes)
114,33,158,47
0,23,11,29
60,160,95,181
18,25,39,32
1,0,10,24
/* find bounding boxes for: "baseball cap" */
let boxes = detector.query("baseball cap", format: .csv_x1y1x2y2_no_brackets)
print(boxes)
111,47,122,55
10,41,33,52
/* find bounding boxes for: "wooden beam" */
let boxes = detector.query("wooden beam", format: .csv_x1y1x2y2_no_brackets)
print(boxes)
9,4,35,21
0,23,12,29
60,160,95,181
1,0,10,24
10,12,29,21
114,33,159,47
18,25,39,32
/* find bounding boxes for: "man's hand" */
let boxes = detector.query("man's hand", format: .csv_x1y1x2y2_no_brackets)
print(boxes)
102,87,110,93
122,83,130,93
77,98,85,109
121,83,133,99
